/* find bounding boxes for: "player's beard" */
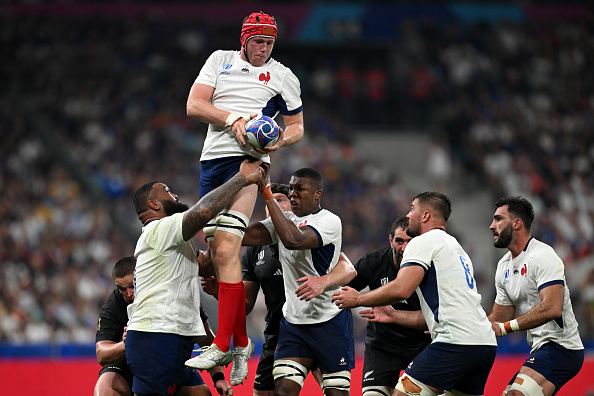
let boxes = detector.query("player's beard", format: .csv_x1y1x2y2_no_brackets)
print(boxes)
407,218,421,238
494,222,513,248
163,200,190,216
393,247,404,266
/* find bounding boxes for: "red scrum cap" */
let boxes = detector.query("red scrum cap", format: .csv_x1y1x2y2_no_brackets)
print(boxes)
241,11,277,48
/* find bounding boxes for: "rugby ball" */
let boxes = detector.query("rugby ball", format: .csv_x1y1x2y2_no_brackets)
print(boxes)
245,115,280,150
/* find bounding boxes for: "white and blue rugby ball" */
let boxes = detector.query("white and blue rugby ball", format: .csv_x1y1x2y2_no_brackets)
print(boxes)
245,115,280,150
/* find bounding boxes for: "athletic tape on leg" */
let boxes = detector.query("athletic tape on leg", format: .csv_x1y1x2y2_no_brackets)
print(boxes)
273,359,307,387
509,374,544,396
395,374,438,396
322,370,351,392
215,209,248,238
362,385,392,396
203,220,217,242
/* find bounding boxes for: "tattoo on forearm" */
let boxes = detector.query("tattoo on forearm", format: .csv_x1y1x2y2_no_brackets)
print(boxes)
182,174,248,240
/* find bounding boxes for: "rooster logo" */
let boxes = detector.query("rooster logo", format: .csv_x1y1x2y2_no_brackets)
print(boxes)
521,263,527,277
259,71,271,85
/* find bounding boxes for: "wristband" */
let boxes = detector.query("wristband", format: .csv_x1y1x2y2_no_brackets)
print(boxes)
211,371,225,384
499,319,519,336
261,183,274,201
225,114,250,127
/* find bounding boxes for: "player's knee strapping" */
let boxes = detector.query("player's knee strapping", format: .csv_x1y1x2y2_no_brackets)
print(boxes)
214,210,248,238
508,374,544,396
395,374,438,396
362,385,392,396
203,220,217,242
273,360,307,387
322,370,351,393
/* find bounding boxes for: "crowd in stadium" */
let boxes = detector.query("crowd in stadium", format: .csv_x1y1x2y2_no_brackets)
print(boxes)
1,6,593,347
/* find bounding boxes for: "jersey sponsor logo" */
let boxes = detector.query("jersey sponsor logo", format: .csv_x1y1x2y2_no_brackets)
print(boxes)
220,64,232,75
339,357,346,366
381,277,389,286
274,269,283,276
241,66,250,73
259,71,271,85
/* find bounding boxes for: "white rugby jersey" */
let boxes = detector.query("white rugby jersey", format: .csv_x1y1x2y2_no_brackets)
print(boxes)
494,238,583,353
195,50,303,162
261,209,342,324
127,213,206,337
401,229,497,346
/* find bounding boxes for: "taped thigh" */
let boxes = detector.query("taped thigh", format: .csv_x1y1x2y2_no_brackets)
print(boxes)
322,370,351,393
214,209,248,238
508,374,544,396
203,220,217,242
273,359,307,387
395,374,438,396
362,385,392,396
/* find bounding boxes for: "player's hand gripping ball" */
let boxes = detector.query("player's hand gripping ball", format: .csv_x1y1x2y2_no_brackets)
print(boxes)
245,115,280,150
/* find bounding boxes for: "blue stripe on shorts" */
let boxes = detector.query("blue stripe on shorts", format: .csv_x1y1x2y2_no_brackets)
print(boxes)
126,330,205,395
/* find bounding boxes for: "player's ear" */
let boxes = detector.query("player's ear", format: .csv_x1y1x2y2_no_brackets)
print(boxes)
314,189,322,201
148,199,160,211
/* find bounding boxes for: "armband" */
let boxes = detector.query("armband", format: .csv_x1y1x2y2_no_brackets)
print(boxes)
261,183,274,201
225,114,250,127
211,371,225,384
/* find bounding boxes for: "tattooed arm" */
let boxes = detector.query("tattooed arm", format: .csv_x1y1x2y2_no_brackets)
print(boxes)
182,160,266,241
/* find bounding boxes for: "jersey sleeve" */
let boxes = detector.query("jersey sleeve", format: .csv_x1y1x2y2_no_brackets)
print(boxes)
260,218,279,244
241,247,258,282
348,254,372,291
531,245,565,290
401,236,432,270
144,213,185,255
194,50,221,88
95,301,123,343
494,259,513,306
306,212,341,247
279,69,303,115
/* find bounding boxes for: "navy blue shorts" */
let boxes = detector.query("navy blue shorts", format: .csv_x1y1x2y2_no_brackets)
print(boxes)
276,309,355,372
508,342,584,393
405,342,497,394
126,330,205,396
199,155,256,197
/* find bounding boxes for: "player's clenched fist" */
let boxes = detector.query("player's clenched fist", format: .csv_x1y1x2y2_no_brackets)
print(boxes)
331,286,361,309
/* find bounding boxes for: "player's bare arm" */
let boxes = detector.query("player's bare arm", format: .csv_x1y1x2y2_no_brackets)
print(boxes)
96,340,126,366
332,265,424,309
296,252,357,301
182,160,264,241
244,280,260,315
360,306,428,329
260,195,319,250
187,83,256,147
242,221,275,246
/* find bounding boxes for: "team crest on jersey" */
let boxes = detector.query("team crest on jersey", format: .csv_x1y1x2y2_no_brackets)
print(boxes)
220,64,232,75
259,71,271,85
381,277,389,286
297,220,308,228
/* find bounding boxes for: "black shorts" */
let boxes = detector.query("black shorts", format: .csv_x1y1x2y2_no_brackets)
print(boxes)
98,364,133,392
362,345,417,389
254,347,275,391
